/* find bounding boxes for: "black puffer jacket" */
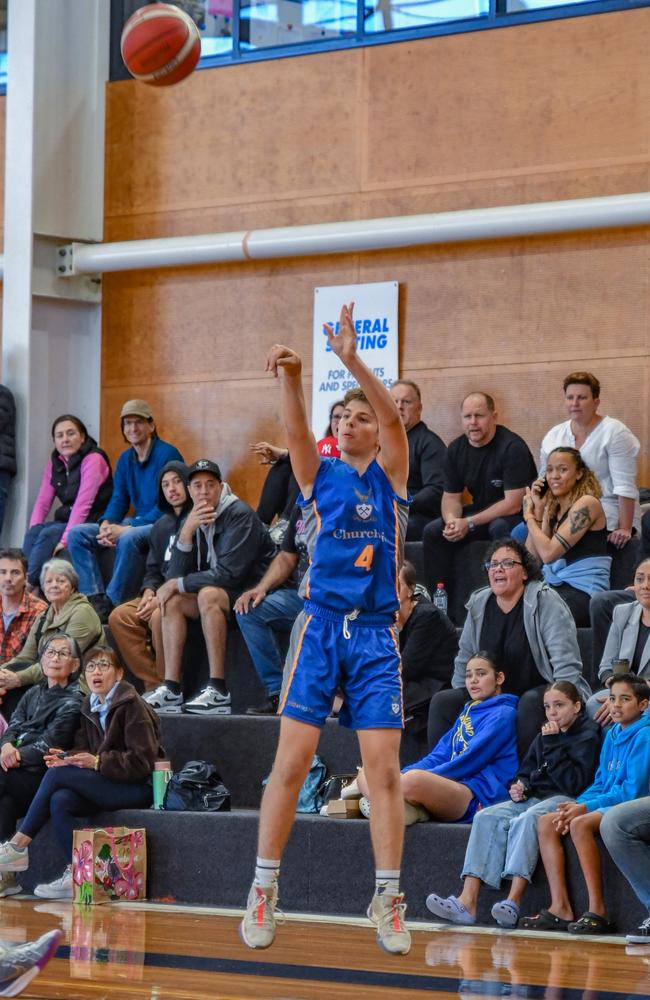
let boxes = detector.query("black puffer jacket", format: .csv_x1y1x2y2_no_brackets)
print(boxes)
1,680,84,769
0,385,16,477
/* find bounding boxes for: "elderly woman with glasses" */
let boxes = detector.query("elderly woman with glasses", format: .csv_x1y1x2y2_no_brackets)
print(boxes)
427,538,591,756
0,645,165,900
0,632,83,898
0,559,102,718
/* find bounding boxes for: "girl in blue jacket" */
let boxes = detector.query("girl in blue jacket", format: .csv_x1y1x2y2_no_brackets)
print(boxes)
358,652,518,824
521,673,650,934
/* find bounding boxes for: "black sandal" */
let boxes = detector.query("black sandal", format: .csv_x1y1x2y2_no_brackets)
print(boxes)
519,909,571,932
568,911,615,935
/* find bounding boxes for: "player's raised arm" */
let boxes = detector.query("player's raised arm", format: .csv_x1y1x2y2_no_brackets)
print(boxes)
325,303,408,495
265,344,320,498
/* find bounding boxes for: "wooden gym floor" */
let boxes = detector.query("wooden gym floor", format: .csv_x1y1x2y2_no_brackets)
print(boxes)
1,898,649,999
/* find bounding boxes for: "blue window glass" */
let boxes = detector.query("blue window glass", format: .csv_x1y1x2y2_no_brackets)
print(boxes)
239,0,356,49
364,0,489,32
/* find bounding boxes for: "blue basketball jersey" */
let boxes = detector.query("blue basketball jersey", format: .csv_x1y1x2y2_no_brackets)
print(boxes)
298,458,409,618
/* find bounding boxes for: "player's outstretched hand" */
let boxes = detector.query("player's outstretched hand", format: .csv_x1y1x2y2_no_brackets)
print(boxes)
325,302,356,366
266,345,302,378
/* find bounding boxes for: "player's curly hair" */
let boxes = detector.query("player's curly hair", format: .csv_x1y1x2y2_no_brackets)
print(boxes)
544,447,602,524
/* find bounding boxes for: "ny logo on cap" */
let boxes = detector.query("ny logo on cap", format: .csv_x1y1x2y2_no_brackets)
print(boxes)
196,460,210,469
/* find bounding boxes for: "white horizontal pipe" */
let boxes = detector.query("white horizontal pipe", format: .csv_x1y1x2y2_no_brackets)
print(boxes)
69,192,650,275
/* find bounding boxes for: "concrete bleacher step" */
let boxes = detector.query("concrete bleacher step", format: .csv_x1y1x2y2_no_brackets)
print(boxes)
20,713,645,931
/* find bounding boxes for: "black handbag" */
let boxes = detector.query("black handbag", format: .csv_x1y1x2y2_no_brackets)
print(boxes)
163,760,231,812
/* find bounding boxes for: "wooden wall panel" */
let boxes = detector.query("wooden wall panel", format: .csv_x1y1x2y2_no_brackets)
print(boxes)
102,9,650,503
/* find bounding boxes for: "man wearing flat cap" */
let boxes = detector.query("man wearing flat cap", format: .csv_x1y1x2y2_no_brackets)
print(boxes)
67,400,183,622
144,458,275,715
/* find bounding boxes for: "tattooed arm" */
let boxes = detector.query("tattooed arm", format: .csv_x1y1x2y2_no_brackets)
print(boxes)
524,494,605,564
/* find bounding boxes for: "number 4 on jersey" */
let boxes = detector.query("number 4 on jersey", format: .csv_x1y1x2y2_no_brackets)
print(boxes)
354,544,374,571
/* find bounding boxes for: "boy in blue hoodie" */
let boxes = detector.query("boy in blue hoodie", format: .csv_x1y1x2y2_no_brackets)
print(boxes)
521,673,650,934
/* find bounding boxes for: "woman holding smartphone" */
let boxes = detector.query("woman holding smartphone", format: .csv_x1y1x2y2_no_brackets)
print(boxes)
0,645,164,900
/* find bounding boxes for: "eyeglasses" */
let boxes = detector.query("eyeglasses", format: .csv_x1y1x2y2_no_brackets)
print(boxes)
84,660,114,674
43,648,71,661
483,559,524,571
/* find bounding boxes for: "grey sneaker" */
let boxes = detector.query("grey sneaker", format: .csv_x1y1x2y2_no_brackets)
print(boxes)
0,873,21,898
0,843,28,873
0,928,62,997
33,866,73,900
627,916,650,944
143,684,184,715
240,881,279,949
368,891,411,955
183,685,231,716
404,802,430,826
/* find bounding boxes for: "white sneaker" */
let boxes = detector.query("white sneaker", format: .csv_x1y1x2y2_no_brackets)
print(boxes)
403,802,430,826
0,928,62,998
33,866,73,900
143,684,184,714
367,891,411,955
240,881,280,949
0,843,28,873
0,873,21,898
183,685,231,716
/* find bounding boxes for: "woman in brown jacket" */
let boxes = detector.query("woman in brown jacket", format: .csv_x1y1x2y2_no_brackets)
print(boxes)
0,645,164,899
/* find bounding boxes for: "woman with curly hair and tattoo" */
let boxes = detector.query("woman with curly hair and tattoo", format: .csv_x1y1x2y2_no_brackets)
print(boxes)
523,447,610,627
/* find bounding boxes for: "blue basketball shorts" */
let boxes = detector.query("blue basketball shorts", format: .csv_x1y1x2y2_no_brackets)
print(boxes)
278,603,404,730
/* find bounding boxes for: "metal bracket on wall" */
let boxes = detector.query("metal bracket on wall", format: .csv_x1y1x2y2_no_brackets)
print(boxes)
55,244,75,277
48,241,101,302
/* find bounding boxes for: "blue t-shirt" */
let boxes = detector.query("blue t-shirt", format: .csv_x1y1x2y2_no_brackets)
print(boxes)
299,458,409,617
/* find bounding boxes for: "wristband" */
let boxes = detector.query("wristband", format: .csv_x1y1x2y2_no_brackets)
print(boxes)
94,755,100,771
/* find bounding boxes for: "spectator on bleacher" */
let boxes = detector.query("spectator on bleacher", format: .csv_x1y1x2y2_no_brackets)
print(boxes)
587,557,650,726
67,400,183,623
108,461,191,691
425,681,599,928
251,442,299,530
0,560,101,718
600,795,650,943
317,399,344,458
0,645,164,900
144,459,275,716
0,549,47,665
427,539,590,757
0,383,16,538
539,372,640,549
234,505,308,715
23,415,113,592
523,448,610,627
357,652,518,824
422,393,536,608
520,673,650,934
397,560,458,726
390,380,446,541
252,404,343,529
0,632,83,898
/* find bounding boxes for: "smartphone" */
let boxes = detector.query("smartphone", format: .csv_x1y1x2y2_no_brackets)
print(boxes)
55,751,72,759
612,659,630,677
537,478,549,497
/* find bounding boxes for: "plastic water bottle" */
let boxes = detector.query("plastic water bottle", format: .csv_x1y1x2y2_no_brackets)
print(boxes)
433,582,448,615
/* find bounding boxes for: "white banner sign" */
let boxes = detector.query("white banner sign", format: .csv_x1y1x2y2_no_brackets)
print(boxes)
311,281,399,439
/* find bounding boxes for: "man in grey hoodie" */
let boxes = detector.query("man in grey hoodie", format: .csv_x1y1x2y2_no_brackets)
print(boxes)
144,460,275,715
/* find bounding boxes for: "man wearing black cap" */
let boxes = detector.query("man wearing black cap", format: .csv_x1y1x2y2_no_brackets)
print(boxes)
67,400,183,622
144,459,276,715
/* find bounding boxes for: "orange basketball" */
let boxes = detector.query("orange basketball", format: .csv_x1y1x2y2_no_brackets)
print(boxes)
121,3,201,87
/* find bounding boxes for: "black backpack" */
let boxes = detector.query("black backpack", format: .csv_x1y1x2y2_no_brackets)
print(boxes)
163,760,231,812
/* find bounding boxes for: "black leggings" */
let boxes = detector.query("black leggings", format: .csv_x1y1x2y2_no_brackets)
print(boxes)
427,685,547,760
0,767,46,841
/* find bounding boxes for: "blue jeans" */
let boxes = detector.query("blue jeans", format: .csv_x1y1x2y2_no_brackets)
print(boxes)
601,797,650,911
19,765,152,862
236,588,303,695
461,794,566,888
67,521,152,605
22,522,66,588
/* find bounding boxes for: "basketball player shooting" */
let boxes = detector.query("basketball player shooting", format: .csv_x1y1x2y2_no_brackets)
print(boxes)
240,302,412,955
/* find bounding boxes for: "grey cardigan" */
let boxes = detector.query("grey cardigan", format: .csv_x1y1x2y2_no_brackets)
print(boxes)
452,581,591,701
599,601,650,684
